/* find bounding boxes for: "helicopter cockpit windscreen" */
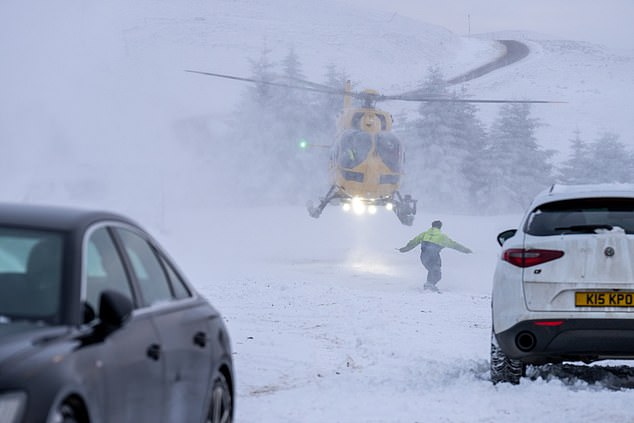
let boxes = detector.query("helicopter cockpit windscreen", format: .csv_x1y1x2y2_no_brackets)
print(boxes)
376,132,401,172
339,130,372,169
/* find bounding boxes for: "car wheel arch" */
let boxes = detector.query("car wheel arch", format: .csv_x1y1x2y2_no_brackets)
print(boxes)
48,392,92,423
218,363,234,398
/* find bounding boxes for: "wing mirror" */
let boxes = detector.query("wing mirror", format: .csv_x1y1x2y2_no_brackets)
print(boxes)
497,229,517,246
99,289,133,328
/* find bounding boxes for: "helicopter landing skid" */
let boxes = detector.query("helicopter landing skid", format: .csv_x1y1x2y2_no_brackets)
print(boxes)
307,185,340,219
392,192,417,226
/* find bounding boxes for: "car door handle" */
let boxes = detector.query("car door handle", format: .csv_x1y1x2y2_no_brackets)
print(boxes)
147,344,161,361
193,331,208,348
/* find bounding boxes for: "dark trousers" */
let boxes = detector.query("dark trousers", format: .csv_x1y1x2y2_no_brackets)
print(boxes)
420,242,442,285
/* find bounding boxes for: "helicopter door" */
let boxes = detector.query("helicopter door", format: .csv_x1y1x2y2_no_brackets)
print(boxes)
339,130,372,169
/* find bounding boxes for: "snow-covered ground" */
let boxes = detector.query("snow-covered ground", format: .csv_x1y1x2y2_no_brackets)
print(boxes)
161,206,634,422
3,1,634,421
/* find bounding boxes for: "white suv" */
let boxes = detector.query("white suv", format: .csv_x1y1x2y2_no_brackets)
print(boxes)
491,184,634,384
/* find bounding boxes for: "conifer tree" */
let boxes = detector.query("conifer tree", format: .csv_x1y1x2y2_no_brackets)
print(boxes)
230,48,329,204
247,46,275,107
458,97,489,209
316,63,347,137
588,132,633,183
266,47,319,202
404,67,486,211
223,46,282,203
558,129,593,184
484,103,554,211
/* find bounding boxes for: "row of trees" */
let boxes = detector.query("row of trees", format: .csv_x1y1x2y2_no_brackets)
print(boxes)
217,47,346,204
211,49,632,213
559,130,634,185
397,67,555,213
397,67,634,213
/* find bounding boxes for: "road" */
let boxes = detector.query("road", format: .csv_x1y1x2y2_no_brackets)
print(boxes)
446,40,530,85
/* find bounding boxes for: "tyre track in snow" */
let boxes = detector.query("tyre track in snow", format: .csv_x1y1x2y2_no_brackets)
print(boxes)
528,363,634,390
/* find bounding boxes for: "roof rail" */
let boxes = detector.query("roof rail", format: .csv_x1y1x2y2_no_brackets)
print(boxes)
548,183,634,196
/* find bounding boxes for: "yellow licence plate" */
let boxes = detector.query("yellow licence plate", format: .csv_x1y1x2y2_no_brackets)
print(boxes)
575,292,634,307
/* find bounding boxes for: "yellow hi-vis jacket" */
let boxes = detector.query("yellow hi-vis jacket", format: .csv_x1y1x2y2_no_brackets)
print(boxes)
398,227,472,253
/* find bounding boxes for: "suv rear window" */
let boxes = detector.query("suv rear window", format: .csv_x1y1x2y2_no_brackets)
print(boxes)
525,197,634,236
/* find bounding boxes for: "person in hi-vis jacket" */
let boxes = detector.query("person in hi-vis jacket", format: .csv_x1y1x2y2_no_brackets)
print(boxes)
398,220,472,292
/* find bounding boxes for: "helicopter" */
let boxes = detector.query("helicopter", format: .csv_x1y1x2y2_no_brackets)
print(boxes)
186,69,560,225
311,80,417,225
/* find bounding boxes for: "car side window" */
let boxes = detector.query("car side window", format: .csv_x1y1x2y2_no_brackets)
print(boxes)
85,227,134,318
116,228,173,306
0,230,64,319
159,254,192,300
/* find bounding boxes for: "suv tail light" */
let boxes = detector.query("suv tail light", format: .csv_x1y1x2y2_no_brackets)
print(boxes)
502,248,564,268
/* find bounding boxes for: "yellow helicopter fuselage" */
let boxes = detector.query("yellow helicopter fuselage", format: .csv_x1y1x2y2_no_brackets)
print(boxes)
330,102,403,203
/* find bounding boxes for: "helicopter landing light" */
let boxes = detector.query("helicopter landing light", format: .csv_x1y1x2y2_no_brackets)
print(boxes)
368,205,377,215
351,197,366,215
385,203,394,211
342,203,351,212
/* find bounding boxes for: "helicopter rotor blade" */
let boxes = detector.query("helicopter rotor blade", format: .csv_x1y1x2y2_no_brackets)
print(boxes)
381,94,565,104
185,70,564,104
277,75,343,92
185,70,347,96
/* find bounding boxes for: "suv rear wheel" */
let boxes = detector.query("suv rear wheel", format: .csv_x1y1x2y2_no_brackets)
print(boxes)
490,332,525,385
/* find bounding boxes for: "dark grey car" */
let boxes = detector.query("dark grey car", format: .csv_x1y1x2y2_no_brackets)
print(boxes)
0,203,233,423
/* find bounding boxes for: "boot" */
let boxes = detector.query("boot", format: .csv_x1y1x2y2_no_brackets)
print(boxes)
424,283,440,293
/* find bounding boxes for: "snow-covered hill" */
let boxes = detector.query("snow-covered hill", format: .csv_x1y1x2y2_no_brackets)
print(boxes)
126,0,634,158
466,31,634,158
3,1,634,214
126,1,634,156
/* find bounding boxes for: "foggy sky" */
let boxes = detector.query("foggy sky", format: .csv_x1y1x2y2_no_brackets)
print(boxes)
346,0,634,51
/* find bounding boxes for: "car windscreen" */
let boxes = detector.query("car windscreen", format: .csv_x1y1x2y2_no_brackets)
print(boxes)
0,228,64,323
525,197,634,236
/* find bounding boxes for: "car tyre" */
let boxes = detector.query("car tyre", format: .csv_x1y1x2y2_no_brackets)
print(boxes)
48,400,81,423
490,332,524,385
206,372,233,423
